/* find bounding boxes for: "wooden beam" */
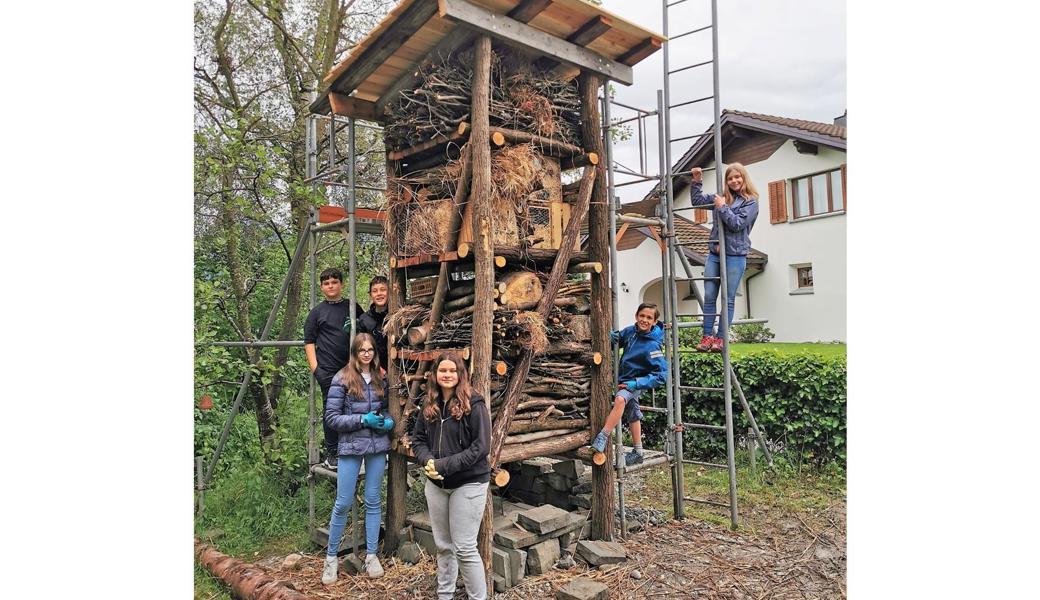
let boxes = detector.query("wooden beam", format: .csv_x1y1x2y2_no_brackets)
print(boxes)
507,0,553,23
328,92,382,123
617,37,662,67
567,15,613,47
614,221,630,244
437,0,634,85
327,0,438,95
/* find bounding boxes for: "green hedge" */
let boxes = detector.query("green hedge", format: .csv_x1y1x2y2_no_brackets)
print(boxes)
640,351,846,465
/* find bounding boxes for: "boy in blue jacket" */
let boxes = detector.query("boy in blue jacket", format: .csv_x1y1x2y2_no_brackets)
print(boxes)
591,303,669,466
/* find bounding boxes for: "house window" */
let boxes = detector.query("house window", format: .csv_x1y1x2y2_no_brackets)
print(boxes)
790,263,814,295
797,266,813,289
791,165,845,219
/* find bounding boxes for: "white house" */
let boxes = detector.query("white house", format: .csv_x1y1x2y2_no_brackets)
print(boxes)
614,110,847,343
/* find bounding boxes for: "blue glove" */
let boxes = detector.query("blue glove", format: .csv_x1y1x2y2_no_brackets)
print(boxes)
378,415,395,433
361,412,384,429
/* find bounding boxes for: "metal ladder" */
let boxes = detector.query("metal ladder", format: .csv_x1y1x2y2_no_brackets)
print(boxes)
659,0,773,529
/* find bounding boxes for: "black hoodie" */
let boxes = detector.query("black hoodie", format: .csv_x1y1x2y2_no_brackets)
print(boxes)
410,394,491,489
357,303,388,368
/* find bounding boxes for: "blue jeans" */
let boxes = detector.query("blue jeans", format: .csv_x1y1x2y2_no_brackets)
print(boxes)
703,253,747,337
327,453,387,556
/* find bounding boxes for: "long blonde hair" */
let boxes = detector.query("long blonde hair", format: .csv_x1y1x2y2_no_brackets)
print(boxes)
422,352,473,421
722,162,759,205
339,333,384,401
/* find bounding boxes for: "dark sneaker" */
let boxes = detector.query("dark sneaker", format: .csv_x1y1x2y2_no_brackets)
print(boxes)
591,431,609,454
696,335,714,352
710,336,724,352
624,450,644,467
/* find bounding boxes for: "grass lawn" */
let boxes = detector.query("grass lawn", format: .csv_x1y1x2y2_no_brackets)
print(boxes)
632,455,846,535
729,342,846,358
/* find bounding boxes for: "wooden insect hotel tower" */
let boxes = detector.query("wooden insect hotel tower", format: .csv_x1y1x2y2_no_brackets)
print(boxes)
310,0,664,559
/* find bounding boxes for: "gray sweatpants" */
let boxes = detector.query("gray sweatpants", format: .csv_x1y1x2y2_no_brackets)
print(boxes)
424,479,489,600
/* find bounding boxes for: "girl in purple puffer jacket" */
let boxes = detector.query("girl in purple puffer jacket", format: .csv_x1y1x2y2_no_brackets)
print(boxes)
321,333,394,585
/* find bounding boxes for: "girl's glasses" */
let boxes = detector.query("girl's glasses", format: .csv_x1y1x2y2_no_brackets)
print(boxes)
359,349,375,354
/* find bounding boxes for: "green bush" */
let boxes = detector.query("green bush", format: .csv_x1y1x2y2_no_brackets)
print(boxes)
641,351,846,466
730,323,776,343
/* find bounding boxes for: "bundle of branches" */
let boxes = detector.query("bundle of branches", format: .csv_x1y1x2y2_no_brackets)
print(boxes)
425,314,473,348
383,45,580,151
384,303,430,341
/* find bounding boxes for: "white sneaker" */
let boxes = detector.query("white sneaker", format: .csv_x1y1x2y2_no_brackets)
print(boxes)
364,553,384,579
321,555,338,585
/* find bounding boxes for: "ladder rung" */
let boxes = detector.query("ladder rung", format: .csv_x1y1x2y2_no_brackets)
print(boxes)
668,59,713,75
669,24,712,40
684,496,730,508
681,459,728,470
674,276,719,282
681,422,726,431
678,386,724,393
667,0,690,7
637,405,669,414
670,95,714,110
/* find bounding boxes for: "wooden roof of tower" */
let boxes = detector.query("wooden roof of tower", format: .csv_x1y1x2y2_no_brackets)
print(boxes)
310,0,665,119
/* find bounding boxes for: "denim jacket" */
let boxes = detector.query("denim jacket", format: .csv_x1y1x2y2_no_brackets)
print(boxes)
690,181,759,257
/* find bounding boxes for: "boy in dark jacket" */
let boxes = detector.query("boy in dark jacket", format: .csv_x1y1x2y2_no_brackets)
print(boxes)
356,275,390,369
591,303,668,466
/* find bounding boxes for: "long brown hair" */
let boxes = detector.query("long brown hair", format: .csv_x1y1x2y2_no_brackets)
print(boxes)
339,333,384,401
722,162,759,205
422,352,473,421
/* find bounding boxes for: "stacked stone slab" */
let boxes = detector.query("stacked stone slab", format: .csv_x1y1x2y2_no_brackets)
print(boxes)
405,497,593,592
506,457,592,511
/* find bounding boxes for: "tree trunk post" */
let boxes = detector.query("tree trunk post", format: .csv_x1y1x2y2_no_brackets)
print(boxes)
384,158,409,555
468,34,496,591
580,72,616,541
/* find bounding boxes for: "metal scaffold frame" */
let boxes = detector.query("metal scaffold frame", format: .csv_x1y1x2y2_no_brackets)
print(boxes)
602,0,773,534
196,111,385,556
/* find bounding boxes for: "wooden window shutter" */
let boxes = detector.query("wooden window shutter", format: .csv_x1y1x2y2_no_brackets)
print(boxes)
841,164,847,209
694,208,708,224
768,180,788,224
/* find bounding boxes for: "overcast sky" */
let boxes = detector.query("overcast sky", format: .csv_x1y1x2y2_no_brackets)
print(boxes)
600,0,846,203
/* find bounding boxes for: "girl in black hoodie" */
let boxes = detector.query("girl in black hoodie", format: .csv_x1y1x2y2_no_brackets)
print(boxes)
410,352,491,600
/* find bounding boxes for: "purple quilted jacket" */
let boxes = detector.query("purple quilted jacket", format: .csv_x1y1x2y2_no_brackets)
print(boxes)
324,370,391,456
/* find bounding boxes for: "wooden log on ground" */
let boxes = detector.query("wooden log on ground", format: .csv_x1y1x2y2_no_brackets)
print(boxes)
554,446,608,466
195,539,310,600
498,430,591,465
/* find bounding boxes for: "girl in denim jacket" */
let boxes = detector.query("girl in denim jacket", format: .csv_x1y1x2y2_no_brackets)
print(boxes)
689,162,760,352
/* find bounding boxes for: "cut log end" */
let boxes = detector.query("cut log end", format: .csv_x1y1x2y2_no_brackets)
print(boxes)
592,451,607,466
494,361,508,376
587,152,599,165
494,255,506,268
457,122,469,135
457,242,470,258
491,131,506,146
592,352,602,365
493,469,510,487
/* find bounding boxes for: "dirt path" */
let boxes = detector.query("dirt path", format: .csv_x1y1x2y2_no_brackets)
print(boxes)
250,484,846,599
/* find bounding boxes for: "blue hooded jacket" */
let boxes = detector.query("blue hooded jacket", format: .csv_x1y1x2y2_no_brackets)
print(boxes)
611,322,668,392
